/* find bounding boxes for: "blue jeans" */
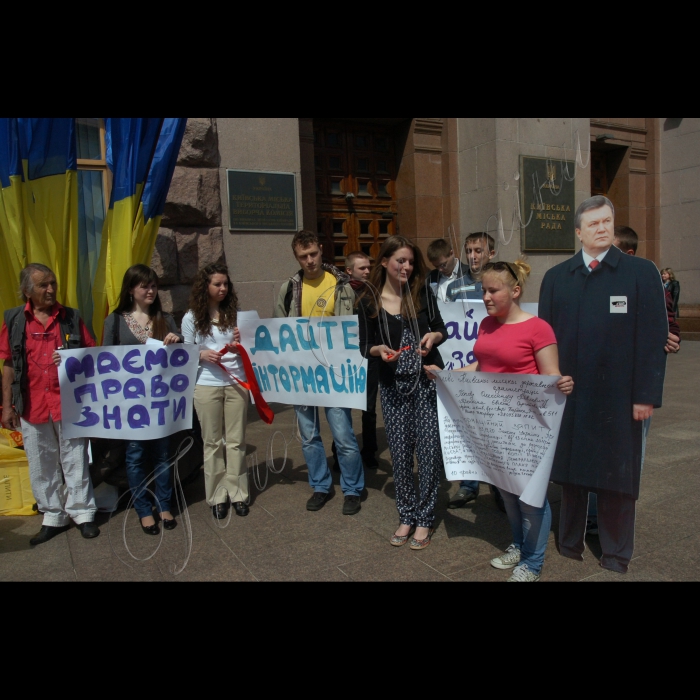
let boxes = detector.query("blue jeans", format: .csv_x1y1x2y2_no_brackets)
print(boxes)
294,406,364,497
124,436,172,519
500,490,552,574
588,416,651,521
459,480,480,494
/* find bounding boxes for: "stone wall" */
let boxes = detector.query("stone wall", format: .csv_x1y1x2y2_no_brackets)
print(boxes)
152,118,225,323
659,117,700,305
217,118,304,318
457,118,591,303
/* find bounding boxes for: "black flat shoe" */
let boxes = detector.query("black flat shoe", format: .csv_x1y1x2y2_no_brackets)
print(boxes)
78,521,100,539
29,524,70,546
162,518,177,530
213,502,229,519
233,502,249,517
141,522,160,536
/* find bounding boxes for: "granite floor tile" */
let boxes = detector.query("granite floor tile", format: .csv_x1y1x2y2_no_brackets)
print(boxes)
74,556,165,582
240,526,388,581
0,529,76,581
637,459,700,507
339,549,451,582
449,561,519,582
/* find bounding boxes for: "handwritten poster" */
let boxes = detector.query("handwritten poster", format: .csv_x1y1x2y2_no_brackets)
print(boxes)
434,371,565,507
238,316,367,410
437,301,539,370
58,345,199,440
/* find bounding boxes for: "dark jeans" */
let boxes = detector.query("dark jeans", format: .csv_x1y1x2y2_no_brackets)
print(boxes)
361,358,379,456
332,357,379,460
124,436,173,519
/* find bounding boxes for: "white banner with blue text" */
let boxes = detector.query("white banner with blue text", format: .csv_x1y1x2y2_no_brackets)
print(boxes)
238,316,367,410
58,344,199,440
434,371,565,507
437,300,538,370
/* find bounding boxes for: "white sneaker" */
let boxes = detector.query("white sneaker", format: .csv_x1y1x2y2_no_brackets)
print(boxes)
490,544,521,570
507,564,541,582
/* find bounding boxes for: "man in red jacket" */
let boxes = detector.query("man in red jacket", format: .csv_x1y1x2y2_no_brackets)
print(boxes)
1,264,99,545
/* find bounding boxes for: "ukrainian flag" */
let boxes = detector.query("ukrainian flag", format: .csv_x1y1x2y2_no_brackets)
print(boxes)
0,118,79,323
0,118,185,345
91,118,186,343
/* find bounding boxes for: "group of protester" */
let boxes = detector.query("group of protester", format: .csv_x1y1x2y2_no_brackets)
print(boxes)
0,194,678,581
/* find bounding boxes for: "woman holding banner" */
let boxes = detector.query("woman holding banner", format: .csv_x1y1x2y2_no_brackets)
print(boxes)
426,260,573,581
181,264,249,520
103,265,183,535
358,236,446,550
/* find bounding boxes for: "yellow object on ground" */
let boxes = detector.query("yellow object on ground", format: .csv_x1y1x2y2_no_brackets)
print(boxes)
0,427,24,448
0,443,36,516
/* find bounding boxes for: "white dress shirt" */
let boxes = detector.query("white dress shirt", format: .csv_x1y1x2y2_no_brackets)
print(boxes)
581,247,610,270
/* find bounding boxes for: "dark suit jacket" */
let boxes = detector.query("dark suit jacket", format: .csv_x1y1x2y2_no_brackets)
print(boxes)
539,245,668,499
427,260,466,294
358,288,447,386
667,279,680,316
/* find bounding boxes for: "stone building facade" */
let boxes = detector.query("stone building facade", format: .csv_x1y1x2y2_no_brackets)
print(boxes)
154,118,700,332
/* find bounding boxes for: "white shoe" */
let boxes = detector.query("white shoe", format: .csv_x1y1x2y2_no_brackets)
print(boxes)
490,544,521,570
507,564,541,582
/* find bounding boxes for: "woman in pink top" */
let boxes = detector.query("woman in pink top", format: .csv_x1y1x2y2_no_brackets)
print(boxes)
427,260,573,581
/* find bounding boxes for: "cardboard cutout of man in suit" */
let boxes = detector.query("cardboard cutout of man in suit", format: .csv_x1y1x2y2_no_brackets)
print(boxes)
539,196,668,574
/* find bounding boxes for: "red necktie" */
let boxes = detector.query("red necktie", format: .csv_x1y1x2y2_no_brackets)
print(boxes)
589,260,600,271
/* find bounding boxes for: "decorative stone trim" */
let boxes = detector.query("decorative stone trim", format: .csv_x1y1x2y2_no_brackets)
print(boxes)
414,118,443,154
590,119,648,135
414,118,444,136
630,146,649,174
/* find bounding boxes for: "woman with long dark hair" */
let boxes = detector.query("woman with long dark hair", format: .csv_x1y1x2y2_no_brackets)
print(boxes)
181,263,249,519
357,236,447,550
102,264,183,535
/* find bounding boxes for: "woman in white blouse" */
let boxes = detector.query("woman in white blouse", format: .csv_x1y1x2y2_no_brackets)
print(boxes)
181,264,249,519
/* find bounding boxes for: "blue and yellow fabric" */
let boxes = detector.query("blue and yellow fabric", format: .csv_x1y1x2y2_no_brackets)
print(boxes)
0,118,79,324
91,118,186,343
0,117,186,346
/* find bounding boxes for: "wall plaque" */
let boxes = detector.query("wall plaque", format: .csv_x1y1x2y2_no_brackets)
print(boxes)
520,156,576,253
227,170,298,232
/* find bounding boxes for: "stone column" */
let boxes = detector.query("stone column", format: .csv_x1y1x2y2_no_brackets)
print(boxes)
152,118,225,323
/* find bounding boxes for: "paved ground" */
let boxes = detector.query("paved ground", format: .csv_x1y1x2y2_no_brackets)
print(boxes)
1,343,698,582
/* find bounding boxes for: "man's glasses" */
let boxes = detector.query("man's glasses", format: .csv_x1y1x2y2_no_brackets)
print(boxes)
437,257,454,271
482,261,519,282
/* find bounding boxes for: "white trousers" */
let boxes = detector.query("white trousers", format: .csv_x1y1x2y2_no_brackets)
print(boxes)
21,416,97,527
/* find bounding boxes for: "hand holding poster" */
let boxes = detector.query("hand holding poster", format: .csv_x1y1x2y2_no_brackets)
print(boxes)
238,316,367,410
434,371,566,507
58,344,199,440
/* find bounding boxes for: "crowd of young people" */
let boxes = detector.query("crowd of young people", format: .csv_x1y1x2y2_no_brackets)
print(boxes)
1,196,676,580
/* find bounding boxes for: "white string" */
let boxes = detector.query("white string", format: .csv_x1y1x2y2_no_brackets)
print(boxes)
107,436,194,576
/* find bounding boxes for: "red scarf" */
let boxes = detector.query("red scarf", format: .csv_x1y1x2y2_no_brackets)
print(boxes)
217,345,274,425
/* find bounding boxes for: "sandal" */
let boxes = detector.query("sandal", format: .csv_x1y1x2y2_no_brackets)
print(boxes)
409,528,435,550
390,525,416,547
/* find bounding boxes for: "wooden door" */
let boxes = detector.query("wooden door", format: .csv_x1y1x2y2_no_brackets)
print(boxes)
314,120,398,266
591,150,608,195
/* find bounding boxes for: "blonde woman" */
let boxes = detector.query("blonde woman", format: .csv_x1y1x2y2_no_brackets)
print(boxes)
427,260,573,581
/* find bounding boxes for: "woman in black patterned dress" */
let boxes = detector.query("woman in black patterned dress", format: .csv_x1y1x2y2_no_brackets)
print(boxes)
357,236,446,550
